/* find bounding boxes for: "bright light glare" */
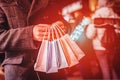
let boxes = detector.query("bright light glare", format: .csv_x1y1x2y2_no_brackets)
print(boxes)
70,18,90,41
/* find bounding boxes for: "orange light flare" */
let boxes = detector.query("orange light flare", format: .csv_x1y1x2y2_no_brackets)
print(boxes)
89,0,98,15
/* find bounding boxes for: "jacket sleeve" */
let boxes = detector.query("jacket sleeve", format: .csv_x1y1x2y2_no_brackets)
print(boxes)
0,8,40,51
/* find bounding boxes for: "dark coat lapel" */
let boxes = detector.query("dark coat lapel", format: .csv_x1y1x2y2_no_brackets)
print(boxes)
27,0,49,24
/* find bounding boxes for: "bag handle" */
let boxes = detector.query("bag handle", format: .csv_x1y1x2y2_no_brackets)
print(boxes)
51,25,56,41
54,22,66,37
40,27,48,41
48,27,51,41
51,23,60,39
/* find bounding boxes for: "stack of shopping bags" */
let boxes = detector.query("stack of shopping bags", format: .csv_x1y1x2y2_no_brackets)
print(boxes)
34,21,85,73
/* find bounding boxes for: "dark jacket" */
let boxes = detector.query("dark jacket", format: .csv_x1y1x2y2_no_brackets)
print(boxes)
0,0,49,66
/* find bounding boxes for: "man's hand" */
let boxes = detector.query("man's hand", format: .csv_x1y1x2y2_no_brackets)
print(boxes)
33,24,50,41
0,66,4,80
51,21,67,35
33,21,67,41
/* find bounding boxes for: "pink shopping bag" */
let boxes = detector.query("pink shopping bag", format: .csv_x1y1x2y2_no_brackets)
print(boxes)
59,36,79,67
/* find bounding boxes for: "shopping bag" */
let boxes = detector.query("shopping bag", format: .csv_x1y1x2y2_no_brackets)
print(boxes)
51,24,69,69
54,22,84,67
59,36,79,67
55,23,79,67
46,41,58,73
46,27,60,73
34,40,49,72
64,34,85,60
56,22,85,60
55,39,69,69
34,28,51,73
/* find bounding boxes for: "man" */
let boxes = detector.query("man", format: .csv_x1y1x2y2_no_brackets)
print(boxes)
0,0,78,80
86,0,120,79
0,0,49,80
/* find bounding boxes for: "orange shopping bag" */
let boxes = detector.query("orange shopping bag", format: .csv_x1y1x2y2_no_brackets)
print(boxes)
54,22,85,61
53,22,80,67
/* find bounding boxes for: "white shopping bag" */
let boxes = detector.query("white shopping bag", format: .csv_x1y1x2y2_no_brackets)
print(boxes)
46,41,58,73
34,40,49,72
54,40,68,69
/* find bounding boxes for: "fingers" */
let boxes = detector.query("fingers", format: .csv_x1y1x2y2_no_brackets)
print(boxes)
33,21,67,41
36,24,51,27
